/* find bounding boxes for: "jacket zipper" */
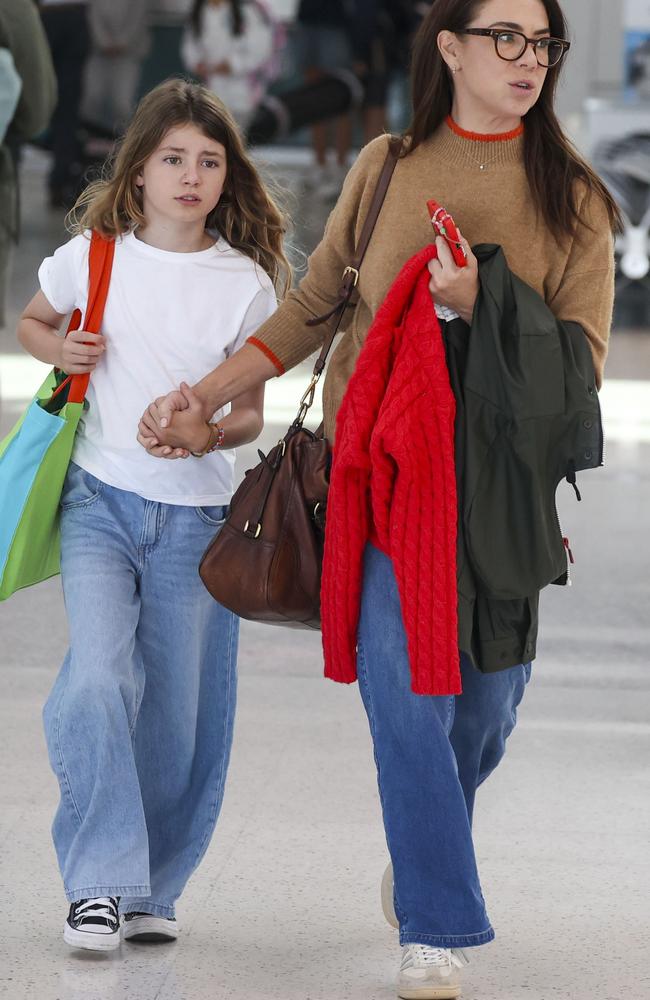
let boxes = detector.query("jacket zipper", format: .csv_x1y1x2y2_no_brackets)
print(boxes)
552,489,573,586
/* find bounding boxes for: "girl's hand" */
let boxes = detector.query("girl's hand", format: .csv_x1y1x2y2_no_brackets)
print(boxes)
58,330,106,374
137,383,210,459
137,388,190,459
427,233,479,325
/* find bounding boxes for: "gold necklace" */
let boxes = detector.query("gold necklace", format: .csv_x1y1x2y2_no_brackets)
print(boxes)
464,145,504,171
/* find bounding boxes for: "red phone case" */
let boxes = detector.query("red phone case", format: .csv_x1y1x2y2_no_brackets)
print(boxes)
427,200,468,268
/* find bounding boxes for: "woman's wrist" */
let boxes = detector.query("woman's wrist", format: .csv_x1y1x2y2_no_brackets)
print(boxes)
190,421,226,457
190,423,214,457
193,343,279,418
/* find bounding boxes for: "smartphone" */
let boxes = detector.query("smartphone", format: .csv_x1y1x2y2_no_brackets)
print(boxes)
427,200,468,268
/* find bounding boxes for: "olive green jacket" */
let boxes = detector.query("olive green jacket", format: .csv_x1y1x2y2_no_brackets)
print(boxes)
445,245,604,673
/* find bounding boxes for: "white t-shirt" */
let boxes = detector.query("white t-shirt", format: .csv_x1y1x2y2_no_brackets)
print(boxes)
39,231,277,505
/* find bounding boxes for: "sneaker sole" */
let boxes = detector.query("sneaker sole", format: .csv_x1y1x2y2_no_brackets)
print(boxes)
123,917,178,943
397,986,461,1000
63,922,121,952
381,862,399,929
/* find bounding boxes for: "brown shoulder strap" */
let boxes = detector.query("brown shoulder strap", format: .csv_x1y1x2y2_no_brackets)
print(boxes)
351,136,403,275
308,137,402,377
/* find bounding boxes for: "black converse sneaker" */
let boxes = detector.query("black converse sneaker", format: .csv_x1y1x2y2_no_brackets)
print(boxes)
64,896,121,951
123,912,179,943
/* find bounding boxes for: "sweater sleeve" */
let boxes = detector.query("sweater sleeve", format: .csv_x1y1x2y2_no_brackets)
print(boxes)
247,133,394,375
548,187,616,388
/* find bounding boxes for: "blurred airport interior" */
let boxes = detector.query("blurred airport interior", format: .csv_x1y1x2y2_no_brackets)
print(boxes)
0,3,648,1000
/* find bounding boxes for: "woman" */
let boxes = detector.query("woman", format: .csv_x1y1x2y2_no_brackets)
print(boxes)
138,1,618,996
294,0,354,197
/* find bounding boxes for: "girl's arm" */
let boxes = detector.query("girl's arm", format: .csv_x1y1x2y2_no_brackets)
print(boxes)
17,290,106,373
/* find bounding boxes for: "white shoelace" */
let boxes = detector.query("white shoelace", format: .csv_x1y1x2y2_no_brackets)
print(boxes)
74,897,119,928
401,945,466,971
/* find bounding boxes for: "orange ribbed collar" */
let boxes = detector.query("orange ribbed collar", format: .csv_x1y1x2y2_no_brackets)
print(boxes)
445,115,524,143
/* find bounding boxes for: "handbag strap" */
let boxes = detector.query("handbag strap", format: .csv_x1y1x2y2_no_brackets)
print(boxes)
52,231,116,406
294,137,402,426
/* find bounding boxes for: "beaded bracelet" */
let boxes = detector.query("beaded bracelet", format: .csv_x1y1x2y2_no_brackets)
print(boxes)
190,422,225,458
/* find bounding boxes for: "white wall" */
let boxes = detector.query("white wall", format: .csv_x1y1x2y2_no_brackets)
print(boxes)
558,0,625,122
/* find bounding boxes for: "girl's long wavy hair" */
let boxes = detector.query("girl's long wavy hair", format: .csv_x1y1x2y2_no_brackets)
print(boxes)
69,78,291,296
405,0,622,238
190,0,244,38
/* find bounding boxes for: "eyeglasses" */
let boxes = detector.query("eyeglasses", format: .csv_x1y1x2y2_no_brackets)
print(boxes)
457,28,571,68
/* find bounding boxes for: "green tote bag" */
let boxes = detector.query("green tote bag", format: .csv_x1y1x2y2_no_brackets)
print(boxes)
0,232,114,599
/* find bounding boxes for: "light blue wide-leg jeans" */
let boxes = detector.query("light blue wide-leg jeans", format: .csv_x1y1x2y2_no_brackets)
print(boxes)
43,463,238,917
356,543,531,948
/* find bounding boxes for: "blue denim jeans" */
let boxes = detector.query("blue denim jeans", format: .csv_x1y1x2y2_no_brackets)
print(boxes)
43,464,239,917
356,544,531,949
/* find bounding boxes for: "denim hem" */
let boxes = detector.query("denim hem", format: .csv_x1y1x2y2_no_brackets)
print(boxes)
400,926,495,949
120,901,176,919
65,884,151,903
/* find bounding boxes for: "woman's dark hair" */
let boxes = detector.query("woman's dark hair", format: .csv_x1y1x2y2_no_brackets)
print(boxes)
405,0,622,237
191,0,244,38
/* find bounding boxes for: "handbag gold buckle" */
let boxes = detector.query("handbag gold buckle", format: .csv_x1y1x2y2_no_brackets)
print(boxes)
243,520,262,539
342,265,359,287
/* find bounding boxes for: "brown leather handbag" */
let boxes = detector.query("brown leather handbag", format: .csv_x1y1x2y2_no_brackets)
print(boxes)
199,139,401,629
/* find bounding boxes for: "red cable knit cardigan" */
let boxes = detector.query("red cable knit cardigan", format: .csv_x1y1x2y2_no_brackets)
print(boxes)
320,245,461,696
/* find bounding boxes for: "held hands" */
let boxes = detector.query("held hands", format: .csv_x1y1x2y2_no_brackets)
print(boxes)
137,382,211,460
58,330,106,374
428,233,479,325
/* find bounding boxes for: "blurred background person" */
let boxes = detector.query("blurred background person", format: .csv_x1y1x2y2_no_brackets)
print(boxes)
181,0,279,131
82,0,150,134
39,0,90,209
293,0,354,198
0,49,21,143
0,0,56,326
348,0,418,143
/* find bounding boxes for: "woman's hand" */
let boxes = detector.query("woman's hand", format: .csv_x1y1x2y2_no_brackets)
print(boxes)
137,383,209,460
428,233,479,325
58,330,106,374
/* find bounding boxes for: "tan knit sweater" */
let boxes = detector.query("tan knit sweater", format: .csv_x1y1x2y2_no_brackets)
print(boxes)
251,120,615,441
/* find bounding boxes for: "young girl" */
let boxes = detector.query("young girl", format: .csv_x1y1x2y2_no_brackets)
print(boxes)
182,0,277,130
17,78,288,952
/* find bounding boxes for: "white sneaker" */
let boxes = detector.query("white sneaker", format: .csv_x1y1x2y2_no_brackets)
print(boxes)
63,896,121,952
397,944,468,999
122,912,179,942
382,861,399,928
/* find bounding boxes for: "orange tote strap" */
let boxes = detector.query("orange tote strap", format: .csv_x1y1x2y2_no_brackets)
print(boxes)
67,231,115,405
